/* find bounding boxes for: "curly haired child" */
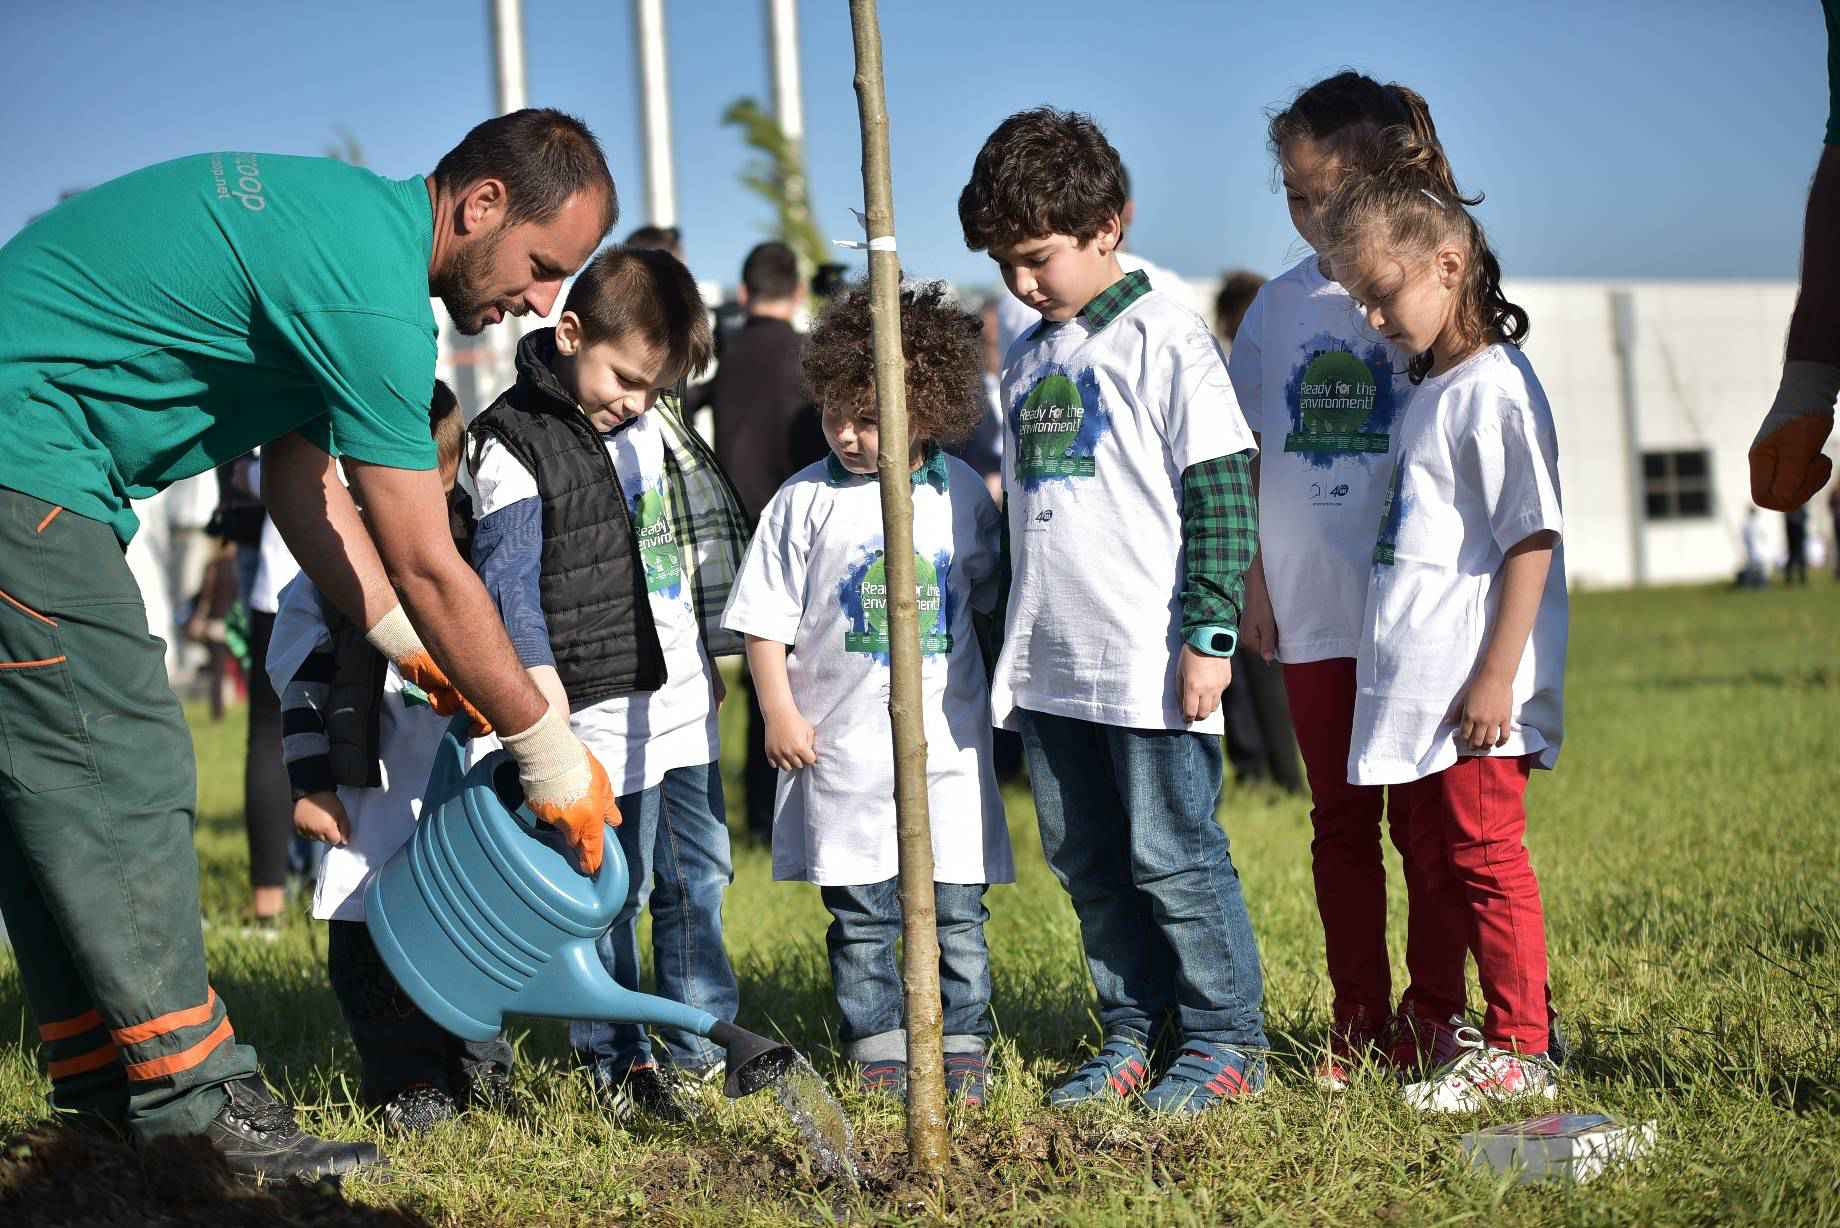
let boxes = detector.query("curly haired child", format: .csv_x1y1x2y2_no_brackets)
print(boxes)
722,281,1014,1105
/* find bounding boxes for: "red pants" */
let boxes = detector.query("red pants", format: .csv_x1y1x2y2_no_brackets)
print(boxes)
1286,659,1552,1054
1394,754,1550,1053
1284,658,1401,1033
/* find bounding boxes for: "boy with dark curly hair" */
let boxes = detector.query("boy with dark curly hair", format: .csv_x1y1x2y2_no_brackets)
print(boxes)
722,281,1014,1105
960,107,1268,1113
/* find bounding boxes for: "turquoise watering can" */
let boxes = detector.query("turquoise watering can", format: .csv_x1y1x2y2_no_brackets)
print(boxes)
365,717,791,1099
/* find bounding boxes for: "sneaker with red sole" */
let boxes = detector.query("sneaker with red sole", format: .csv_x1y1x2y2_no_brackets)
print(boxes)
1401,1026,1558,1113
1140,1042,1266,1114
943,1052,988,1105
1047,1036,1151,1108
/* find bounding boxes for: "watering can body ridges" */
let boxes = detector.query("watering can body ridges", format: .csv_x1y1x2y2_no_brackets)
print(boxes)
364,719,720,1044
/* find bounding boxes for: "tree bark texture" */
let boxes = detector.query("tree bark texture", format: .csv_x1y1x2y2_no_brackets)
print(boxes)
847,0,948,1176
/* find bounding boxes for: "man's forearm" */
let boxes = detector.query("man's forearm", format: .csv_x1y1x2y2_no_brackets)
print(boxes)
262,432,404,632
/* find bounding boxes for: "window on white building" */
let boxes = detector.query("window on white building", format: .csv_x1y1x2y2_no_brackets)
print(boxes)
1642,449,1714,520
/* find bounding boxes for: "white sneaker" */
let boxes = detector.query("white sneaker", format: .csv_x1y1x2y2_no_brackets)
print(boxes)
1401,1026,1557,1113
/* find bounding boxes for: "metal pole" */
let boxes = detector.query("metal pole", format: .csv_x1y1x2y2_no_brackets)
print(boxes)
484,0,529,400
1611,288,1649,586
768,0,804,143
768,0,815,270
633,0,678,227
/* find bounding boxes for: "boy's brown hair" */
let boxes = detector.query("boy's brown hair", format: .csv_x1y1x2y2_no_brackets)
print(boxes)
430,378,464,468
803,281,984,446
958,107,1128,253
561,246,714,385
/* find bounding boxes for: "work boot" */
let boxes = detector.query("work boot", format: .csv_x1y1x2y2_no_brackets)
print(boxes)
202,1076,383,1181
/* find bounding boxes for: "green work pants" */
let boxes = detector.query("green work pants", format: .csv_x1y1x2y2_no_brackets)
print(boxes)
0,486,258,1139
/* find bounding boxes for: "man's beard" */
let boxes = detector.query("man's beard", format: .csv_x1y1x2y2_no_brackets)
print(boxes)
436,226,511,336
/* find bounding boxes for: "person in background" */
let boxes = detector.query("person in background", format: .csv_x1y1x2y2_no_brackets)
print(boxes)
1738,507,1773,588
949,298,1007,506
624,224,684,263
1212,270,1302,795
1830,483,1840,578
686,240,827,841
1785,505,1810,585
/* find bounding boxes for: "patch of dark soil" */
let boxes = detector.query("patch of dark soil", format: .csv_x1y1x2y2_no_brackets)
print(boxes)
0,1124,433,1227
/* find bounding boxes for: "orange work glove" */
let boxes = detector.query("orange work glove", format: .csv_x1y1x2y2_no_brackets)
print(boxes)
498,705,622,875
1751,362,1838,511
363,605,492,735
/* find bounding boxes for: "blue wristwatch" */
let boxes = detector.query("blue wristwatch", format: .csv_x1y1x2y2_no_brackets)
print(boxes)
1185,624,1238,659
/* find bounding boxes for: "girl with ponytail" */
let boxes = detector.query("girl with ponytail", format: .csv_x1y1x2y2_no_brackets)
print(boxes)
1317,141,1569,1113
1227,72,1476,1092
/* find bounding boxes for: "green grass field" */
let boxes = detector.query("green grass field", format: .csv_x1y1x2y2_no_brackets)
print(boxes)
3,580,1838,1226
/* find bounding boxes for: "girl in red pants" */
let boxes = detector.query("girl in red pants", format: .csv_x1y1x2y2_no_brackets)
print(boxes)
1322,140,1568,1112
1228,73,1476,1088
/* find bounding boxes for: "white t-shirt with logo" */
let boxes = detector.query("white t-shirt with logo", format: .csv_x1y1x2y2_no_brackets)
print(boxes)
721,453,1013,888
464,414,718,796
1350,343,1568,786
992,286,1256,734
1227,257,1409,664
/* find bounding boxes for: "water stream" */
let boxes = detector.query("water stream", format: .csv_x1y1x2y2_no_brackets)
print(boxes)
738,1050,860,1188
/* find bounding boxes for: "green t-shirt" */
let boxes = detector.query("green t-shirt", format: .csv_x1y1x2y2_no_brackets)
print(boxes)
0,153,440,542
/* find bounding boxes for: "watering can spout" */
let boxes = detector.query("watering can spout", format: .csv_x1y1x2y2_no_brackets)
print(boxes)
709,1021,797,1100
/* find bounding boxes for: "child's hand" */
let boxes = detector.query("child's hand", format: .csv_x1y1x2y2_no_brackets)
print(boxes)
293,791,351,846
1177,644,1232,724
763,705,818,771
1456,671,1515,751
1241,582,1279,663
711,668,727,708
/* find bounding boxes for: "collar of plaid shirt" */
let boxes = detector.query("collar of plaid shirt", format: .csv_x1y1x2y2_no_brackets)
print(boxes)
825,443,950,493
1028,267,1153,344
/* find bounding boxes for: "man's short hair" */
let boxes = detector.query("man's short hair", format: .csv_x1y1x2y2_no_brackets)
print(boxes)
741,241,801,301
430,379,465,468
959,107,1128,253
433,108,617,237
563,246,714,385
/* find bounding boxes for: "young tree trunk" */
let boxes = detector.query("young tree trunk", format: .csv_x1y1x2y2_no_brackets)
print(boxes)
846,0,948,1176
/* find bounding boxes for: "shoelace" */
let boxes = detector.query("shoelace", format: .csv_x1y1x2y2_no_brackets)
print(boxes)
234,1094,298,1138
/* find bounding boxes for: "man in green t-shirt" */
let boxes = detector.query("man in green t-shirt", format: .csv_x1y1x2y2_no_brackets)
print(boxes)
1753,0,1840,509
0,108,625,1181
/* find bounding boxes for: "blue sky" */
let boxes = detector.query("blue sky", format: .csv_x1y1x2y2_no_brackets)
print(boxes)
2,1,1825,295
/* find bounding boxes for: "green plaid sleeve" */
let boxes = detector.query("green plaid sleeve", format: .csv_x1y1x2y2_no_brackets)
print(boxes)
1180,449,1258,635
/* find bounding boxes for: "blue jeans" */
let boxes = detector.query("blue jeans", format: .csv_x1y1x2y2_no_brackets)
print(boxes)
1018,710,1267,1051
819,878,992,1063
570,761,739,1073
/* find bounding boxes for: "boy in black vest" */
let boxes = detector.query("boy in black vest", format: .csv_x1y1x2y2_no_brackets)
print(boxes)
464,246,747,1123
268,381,516,1132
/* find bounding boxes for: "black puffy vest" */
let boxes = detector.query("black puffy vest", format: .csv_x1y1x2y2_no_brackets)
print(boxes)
469,329,665,710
